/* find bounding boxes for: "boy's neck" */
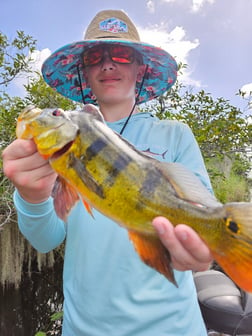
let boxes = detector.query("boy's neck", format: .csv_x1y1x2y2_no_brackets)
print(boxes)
99,100,139,122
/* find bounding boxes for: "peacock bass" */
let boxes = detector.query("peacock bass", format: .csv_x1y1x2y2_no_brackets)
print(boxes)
16,104,252,292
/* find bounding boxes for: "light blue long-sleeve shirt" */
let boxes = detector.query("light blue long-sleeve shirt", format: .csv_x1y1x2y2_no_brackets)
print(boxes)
15,112,210,335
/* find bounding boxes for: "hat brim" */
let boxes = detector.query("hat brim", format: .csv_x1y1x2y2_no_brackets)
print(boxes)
41,39,178,105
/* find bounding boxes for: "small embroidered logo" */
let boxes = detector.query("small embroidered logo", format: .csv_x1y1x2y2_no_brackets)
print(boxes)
99,17,128,33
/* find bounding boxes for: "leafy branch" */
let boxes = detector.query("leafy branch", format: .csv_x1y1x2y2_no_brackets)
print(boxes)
0,30,37,86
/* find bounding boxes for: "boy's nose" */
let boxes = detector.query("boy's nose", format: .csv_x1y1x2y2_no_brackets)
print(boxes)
100,51,115,70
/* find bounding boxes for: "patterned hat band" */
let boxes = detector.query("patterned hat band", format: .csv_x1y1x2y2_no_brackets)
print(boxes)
42,9,178,105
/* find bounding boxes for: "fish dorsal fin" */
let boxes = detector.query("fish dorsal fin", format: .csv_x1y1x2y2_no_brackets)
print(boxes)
81,104,105,123
128,230,177,286
159,162,221,208
52,176,80,221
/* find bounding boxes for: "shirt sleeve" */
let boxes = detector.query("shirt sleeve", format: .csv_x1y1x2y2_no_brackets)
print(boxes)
14,190,66,253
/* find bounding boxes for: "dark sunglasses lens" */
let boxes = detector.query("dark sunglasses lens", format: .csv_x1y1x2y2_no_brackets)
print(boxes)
83,47,103,66
83,45,136,66
110,46,135,63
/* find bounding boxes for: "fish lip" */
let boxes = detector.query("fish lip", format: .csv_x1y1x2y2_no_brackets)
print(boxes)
51,140,74,160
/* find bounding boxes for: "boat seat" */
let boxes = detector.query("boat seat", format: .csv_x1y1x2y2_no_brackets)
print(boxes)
194,270,252,335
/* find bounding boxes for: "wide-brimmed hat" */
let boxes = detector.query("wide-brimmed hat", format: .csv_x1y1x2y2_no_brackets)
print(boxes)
41,9,178,105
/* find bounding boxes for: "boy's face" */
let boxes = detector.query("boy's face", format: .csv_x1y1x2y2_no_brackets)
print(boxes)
83,45,145,106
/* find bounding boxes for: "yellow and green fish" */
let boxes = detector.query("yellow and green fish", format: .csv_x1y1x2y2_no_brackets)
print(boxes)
16,104,252,292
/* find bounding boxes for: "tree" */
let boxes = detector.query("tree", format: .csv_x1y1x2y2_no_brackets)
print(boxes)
0,33,73,335
0,31,77,290
145,83,252,202
153,83,251,159
24,74,78,110
0,30,37,87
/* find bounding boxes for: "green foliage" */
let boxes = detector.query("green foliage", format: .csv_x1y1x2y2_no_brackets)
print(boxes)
205,156,250,203
50,311,63,322
0,30,37,87
237,88,252,114
34,311,63,336
0,94,26,221
144,78,251,202
213,172,249,203
24,74,78,110
0,93,26,149
0,31,75,294
154,86,251,159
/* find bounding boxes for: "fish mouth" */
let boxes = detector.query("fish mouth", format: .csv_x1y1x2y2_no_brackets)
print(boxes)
51,140,74,160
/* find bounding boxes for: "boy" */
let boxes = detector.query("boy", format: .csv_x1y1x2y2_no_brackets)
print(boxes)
3,9,212,335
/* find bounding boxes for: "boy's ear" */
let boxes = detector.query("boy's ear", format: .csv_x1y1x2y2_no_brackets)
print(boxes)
136,65,147,82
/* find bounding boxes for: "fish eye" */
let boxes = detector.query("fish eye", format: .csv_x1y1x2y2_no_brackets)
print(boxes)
225,218,240,234
52,109,62,117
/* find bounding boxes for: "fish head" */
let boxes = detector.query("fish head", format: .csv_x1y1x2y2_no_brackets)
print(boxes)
16,105,42,139
16,106,79,159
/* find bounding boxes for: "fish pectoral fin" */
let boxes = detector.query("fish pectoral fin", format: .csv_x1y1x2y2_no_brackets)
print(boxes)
128,230,177,286
52,176,80,221
159,162,221,208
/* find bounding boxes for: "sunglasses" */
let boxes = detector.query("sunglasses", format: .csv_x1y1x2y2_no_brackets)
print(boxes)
83,45,137,67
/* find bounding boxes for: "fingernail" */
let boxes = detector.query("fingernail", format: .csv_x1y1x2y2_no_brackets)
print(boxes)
153,221,166,235
178,231,188,241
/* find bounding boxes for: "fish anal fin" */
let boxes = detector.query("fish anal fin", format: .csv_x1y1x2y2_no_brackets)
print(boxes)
52,176,80,221
128,230,177,286
212,251,252,293
82,199,94,218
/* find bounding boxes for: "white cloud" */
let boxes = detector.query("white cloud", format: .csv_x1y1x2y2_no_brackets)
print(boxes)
138,24,200,85
146,0,155,13
139,25,199,62
11,48,51,96
161,0,216,12
240,83,252,98
161,0,176,3
191,0,215,12
240,83,252,112
28,48,51,73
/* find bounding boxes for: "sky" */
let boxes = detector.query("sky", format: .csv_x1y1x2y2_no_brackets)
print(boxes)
1,0,252,115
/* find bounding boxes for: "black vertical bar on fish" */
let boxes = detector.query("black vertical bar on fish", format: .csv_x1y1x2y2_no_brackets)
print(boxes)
135,170,163,210
104,154,133,187
85,138,108,162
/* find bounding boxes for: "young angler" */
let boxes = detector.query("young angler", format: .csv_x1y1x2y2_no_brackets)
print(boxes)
3,9,212,335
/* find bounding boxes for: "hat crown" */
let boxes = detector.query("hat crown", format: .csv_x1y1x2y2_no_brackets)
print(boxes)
84,9,140,42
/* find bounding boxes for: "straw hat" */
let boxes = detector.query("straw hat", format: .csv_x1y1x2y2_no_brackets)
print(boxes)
41,9,178,105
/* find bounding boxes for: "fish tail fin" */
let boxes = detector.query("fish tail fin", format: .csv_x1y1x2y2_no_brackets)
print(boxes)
213,202,252,292
128,230,177,286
